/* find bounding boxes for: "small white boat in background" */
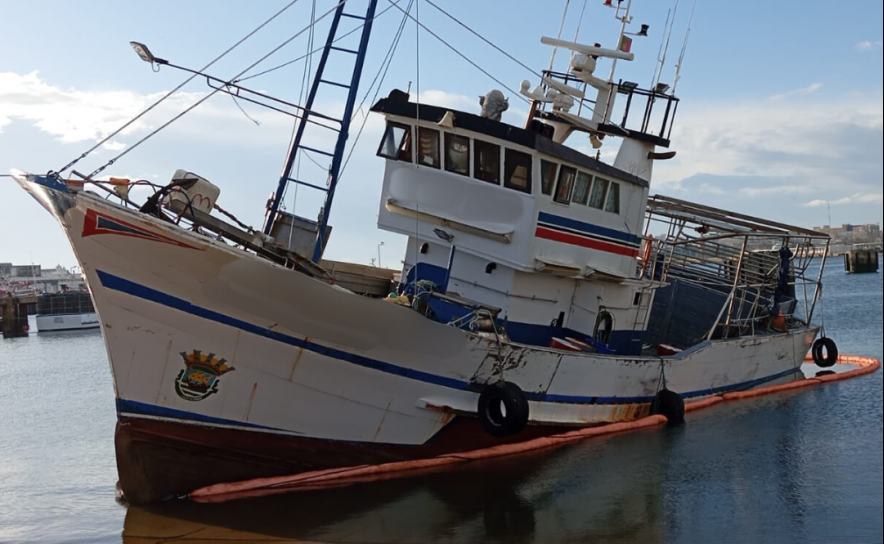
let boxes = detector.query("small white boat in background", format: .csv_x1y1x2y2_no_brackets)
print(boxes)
35,292,100,332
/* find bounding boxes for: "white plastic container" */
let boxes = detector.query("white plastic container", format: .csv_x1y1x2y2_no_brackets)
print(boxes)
164,170,221,214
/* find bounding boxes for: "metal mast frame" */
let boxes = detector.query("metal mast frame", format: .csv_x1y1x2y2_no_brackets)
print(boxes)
264,0,379,263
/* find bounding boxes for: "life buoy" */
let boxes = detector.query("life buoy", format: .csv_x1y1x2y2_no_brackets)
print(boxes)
812,338,839,368
21,323,30,333
478,382,530,438
651,389,685,425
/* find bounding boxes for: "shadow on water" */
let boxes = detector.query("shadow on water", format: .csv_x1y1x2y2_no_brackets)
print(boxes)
122,429,674,544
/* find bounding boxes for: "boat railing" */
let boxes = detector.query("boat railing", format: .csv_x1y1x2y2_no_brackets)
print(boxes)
645,195,831,340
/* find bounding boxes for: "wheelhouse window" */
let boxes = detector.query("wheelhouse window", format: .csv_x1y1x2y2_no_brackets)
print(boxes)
573,171,591,205
445,133,471,176
589,177,610,210
605,182,621,214
555,166,577,205
474,140,501,185
417,127,441,168
504,149,532,194
540,160,558,196
378,123,412,162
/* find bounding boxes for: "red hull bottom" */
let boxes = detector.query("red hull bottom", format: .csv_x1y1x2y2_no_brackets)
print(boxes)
115,416,575,504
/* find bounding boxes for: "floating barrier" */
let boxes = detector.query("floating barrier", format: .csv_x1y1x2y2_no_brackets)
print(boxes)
189,354,881,503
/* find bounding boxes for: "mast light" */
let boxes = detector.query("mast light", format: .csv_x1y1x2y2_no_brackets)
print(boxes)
130,42,168,65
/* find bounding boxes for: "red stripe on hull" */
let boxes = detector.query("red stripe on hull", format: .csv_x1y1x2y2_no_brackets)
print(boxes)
82,209,201,250
115,416,578,504
535,226,640,257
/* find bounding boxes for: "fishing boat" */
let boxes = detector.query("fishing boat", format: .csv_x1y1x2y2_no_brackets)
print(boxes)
10,0,835,504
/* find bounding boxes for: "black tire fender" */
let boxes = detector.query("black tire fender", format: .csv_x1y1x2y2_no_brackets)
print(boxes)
651,389,685,425
478,382,530,438
812,337,839,368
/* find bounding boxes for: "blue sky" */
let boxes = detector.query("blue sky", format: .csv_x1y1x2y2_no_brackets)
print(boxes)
2,0,882,268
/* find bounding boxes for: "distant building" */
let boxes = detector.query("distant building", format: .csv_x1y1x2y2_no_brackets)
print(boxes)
1,263,86,295
814,223,882,245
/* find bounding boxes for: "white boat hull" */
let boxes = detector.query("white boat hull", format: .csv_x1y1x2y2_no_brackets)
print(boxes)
35,313,100,332
13,171,819,503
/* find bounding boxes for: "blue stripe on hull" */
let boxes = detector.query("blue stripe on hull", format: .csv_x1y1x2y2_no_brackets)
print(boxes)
117,399,290,432
97,271,801,407
537,212,641,247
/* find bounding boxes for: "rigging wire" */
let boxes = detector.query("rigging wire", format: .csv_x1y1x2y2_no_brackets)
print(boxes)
87,0,353,180
672,0,699,95
385,0,530,104
413,0,422,270
573,0,590,116
283,0,318,223
56,0,305,176
424,0,541,79
573,0,589,42
340,0,416,179
229,93,261,126
548,0,572,73
237,0,407,84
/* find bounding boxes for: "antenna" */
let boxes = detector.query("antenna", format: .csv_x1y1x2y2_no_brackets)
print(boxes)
654,0,680,90
548,0,573,73
672,0,699,95
608,0,635,81
651,9,672,88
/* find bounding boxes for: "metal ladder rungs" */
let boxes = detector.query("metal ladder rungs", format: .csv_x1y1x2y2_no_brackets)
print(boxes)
330,46,359,55
341,12,368,20
287,178,330,192
300,146,335,158
319,79,352,90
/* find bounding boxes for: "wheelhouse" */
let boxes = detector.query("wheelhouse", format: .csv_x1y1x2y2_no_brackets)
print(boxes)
371,94,656,355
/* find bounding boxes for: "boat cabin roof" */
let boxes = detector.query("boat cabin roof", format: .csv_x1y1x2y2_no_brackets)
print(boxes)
371,97,650,189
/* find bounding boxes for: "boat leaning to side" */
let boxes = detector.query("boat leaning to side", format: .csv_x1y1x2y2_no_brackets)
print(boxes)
10,0,835,504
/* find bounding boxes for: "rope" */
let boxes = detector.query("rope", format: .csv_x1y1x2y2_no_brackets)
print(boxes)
424,0,541,79
386,0,529,104
282,0,318,225
340,0,415,178
236,0,407,84
87,0,353,180
573,0,589,41
56,0,305,175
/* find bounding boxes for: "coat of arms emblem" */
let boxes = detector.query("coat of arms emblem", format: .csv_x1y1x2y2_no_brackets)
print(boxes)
174,350,235,402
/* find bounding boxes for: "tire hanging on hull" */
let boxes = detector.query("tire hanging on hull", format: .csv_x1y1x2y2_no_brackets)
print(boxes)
478,382,530,438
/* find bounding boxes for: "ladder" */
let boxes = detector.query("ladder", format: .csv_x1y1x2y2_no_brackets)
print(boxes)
263,0,379,263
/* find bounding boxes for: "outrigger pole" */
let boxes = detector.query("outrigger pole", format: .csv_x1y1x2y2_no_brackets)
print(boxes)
264,0,380,264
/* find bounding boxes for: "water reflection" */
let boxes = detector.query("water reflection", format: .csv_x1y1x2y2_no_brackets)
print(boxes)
122,365,883,544
123,431,671,544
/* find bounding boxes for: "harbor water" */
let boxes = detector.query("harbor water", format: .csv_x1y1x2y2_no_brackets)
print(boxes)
1,262,881,544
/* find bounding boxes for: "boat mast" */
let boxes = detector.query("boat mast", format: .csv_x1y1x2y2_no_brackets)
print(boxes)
264,0,380,263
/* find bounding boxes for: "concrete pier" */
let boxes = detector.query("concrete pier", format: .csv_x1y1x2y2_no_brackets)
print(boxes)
1,296,35,338
844,250,880,274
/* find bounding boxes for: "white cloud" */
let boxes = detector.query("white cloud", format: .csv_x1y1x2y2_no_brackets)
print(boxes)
0,71,296,148
769,83,824,102
855,40,883,51
805,193,883,207
654,93,883,192
102,141,127,152
739,185,814,198
0,71,199,143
